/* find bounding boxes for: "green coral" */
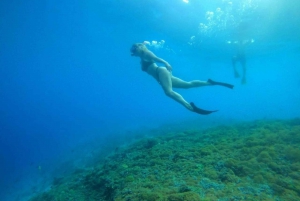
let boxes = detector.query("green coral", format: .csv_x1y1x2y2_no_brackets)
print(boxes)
29,119,300,201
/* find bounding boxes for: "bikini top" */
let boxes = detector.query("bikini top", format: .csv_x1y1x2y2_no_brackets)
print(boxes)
141,60,154,72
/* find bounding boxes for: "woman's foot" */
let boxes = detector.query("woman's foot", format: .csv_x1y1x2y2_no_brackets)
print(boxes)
207,79,234,89
234,71,240,78
185,102,193,111
190,102,218,115
241,77,246,84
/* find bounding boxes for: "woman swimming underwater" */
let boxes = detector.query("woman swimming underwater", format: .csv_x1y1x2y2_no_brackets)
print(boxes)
130,43,234,115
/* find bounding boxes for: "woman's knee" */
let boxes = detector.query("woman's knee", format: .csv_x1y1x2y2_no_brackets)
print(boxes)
164,89,174,97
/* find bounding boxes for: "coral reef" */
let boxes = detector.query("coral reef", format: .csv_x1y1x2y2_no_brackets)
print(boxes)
30,118,300,201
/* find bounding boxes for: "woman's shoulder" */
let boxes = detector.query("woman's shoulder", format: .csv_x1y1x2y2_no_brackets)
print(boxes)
141,50,155,60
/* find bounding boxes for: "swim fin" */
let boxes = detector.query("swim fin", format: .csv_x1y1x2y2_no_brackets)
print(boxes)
208,79,234,89
190,102,218,115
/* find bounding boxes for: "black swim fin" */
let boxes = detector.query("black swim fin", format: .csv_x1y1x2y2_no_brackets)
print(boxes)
190,102,218,115
208,79,234,89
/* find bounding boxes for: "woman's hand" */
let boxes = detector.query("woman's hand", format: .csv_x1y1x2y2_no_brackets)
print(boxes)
146,51,173,71
165,63,172,71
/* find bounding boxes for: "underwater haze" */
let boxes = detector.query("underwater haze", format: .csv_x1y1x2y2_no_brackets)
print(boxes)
0,0,300,200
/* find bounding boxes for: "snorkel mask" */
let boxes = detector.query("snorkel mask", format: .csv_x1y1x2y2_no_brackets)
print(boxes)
130,44,138,56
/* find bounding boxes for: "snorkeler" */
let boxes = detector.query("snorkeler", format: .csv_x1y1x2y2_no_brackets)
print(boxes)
130,43,234,115
232,40,247,84
231,39,253,84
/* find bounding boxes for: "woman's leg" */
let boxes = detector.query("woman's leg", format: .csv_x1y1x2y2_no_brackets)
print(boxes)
158,69,193,111
241,59,247,84
232,56,240,78
171,76,212,89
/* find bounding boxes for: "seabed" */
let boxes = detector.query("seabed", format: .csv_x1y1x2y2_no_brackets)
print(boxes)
30,119,300,201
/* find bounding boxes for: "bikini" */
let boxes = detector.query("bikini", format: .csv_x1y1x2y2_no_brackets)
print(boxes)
141,60,161,82
141,60,154,72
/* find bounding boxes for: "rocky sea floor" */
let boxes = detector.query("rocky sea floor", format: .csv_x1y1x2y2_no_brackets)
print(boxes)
30,118,300,201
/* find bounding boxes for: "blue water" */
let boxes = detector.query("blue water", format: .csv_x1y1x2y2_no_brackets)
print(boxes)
0,0,299,200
